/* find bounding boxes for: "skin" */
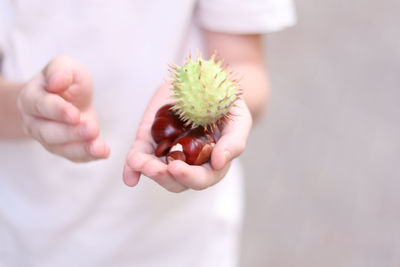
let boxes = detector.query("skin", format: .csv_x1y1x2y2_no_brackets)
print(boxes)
0,56,110,162
123,31,269,192
0,30,268,191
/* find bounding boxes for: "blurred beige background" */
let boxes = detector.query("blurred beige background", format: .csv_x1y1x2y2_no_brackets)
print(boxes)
240,0,400,266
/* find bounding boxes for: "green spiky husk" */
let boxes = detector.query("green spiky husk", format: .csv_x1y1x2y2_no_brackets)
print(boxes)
170,54,239,128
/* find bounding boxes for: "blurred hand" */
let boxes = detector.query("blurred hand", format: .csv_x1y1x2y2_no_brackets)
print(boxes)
123,84,252,192
17,56,110,162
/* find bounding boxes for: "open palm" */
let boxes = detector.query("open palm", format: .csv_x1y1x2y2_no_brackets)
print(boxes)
123,83,252,192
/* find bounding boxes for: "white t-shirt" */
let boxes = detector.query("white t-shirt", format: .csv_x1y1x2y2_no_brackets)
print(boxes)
0,1,295,266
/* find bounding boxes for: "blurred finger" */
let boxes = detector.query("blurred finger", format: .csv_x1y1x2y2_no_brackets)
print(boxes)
89,138,110,159
43,56,73,94
123,164,141,187
46,138,110,162
168,160,230,190
211,100,252,170
123,139,155,187
125,151,187,192
19,84,80,124
25,116,99,145
43,56,93,109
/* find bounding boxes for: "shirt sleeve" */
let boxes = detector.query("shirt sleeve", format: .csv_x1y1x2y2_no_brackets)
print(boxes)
195,0,297,34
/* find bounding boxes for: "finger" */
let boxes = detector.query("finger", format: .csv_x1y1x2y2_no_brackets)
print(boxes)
123,164,141,187
211,100,252,170
129,139,155,155
125,151,187,193
46,69,73,94
25,116,99,145
43,56,74,94
89,138,111,159
168,160,230,191
20,86,80,124
43,56,93,109
123,139,154,186
46,138,110,162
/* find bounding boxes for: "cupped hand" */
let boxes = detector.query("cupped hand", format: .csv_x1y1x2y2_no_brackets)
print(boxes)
17,56,110,162
123,84,252,192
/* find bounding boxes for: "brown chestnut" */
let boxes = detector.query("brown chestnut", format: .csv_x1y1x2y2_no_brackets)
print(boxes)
167,127,216,165
155,139,172,157
151,104,188,144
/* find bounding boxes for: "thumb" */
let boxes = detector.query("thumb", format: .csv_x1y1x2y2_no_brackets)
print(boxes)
211,99,253,170
43,56,74,94
43,56,93,110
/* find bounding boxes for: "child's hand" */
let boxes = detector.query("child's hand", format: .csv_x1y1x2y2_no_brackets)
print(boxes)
17,56,110,162
123,84,252,192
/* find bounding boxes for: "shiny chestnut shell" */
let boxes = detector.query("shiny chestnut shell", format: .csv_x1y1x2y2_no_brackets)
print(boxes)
169,127,216,165
151,104,188,144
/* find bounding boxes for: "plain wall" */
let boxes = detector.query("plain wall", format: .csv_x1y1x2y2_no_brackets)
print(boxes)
240,0,400,266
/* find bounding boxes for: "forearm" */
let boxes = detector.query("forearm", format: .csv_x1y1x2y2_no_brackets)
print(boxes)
203,30,269,121
227,61,269,121
0,76,27,138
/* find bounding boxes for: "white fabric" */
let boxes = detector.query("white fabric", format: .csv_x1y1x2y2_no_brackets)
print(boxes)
197,0,296,33
0,0,295,266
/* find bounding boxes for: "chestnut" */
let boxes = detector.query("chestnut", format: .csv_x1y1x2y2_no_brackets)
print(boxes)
151,104,219,165
154,139,172,157
166,127,216,165
151,104,188,143
151,104,188,154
